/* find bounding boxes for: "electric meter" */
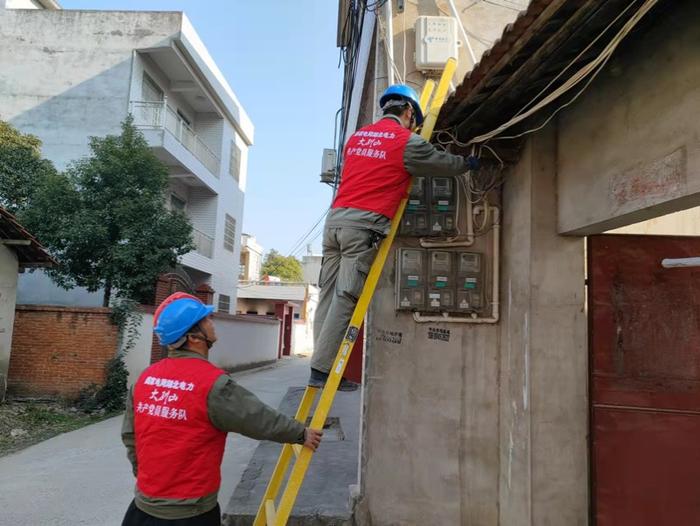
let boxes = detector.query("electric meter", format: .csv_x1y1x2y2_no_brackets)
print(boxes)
396,248,426,311
455,252,484,313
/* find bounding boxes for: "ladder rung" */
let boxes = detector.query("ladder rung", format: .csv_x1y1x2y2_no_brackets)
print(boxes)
291,444,302,458
265,499,277,526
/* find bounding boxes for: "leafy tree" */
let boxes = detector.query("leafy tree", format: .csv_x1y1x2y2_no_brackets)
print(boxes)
0,120,59,216
261,250,304,282
17,116,193,306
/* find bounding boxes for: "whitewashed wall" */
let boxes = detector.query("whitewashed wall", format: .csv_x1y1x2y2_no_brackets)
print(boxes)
210,314,280,371
123,311,154,386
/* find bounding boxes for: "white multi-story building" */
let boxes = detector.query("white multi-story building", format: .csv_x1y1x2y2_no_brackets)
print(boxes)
0,1,253,310
239,234,263,282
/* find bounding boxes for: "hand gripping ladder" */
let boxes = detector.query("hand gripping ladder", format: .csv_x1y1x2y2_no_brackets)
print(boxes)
254,58,457,526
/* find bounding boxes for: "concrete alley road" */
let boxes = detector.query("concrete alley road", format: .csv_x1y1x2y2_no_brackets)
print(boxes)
0,356,311,526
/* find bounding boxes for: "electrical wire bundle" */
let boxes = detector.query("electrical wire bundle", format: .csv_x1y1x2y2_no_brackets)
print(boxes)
435,0,660,150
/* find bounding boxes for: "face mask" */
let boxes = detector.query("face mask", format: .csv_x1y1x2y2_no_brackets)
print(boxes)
189,328,215,350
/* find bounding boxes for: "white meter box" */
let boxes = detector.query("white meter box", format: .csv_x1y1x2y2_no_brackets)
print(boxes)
415,16,459,71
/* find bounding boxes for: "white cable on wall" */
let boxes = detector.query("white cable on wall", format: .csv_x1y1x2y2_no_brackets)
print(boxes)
447,0,478,65
465,0,659,145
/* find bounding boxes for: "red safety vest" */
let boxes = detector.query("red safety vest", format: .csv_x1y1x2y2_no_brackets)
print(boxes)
133,357,226,499
332,118,412,219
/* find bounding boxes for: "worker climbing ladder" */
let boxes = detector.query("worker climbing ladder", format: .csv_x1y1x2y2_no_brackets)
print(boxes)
253,58,457,526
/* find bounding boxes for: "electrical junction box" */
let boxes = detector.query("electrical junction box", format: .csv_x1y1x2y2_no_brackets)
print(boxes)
427,250,455,311
396,248,426,311
400,176,429,236
415,16,459,71
430,177,457,236
455,252,483,313
320,148,336,183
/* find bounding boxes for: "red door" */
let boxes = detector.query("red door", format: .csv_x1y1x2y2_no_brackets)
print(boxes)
589,234,700,525
283,306,293,357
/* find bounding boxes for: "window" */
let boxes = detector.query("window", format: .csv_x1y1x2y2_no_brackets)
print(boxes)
239,263,247,280
141,73,163,102
218,294,231,314
224,214,236,252
229,140,241,181
170,194,186,213
177,109,192,126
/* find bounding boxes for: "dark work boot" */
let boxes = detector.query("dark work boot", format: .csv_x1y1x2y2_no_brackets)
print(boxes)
308,368,359,392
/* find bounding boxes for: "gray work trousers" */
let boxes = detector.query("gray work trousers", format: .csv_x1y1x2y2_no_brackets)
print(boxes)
311,225,379,374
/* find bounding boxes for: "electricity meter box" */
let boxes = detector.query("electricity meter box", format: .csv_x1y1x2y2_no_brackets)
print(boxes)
455,252,484,313
429,177,457,236
427,250,455,312
400,176,429,236
395,248,487,315
396,248,427,311
415,16,459,71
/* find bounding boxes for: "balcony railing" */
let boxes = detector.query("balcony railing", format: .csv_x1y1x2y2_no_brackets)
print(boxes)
131,100,221,178
192,227,214,259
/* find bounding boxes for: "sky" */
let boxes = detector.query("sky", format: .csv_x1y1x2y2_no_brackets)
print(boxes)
62,0,342,257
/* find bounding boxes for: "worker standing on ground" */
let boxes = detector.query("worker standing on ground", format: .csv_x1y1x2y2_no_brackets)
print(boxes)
121,292,322,526
310,84,478,390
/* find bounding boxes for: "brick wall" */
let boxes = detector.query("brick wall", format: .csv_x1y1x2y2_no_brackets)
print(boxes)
7,305,118,398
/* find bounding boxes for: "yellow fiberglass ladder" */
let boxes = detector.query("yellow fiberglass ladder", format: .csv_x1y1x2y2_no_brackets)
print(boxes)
254,57,457,526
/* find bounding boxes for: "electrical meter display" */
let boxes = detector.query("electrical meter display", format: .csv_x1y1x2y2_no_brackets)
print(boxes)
430,177,457,236
396,249,426,311
406,176,427,212
401,177,429,236
430,177,455,211
455,252,484,313
427,250,455,311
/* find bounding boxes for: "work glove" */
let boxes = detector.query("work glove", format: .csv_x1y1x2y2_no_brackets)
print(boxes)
465,155,480,171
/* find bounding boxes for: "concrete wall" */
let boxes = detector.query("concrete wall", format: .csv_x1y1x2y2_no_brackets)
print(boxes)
357,126,588,526
558,1,700,235
0,9,182,169
17,269,104,307
122,310,154,386
209,314,280,371
609,206,700,236
292,321,313,355
0,246,18,401
497,129,588,526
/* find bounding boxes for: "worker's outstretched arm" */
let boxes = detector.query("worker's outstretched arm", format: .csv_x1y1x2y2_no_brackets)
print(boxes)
208,375,306,444
404,133,476,177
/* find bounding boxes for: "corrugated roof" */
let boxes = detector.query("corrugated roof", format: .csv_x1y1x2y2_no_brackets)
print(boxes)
437,0,664,146
0,207,55,268
237,284,306,302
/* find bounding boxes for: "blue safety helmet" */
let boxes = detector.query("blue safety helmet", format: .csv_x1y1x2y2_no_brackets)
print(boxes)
153,295,215,346
379,84,424,126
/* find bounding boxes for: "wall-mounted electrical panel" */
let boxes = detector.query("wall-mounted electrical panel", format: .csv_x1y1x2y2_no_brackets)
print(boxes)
397,248,426,310
401,176,429,236
429,177,457,236
415,16,459,71
400,175,458,237
396,248,484,314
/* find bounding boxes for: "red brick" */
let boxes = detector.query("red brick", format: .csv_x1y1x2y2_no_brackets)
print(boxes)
7,305,118,398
